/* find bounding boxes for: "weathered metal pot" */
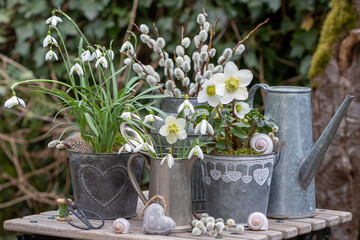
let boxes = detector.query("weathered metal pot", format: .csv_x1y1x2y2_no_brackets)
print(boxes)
68,150,144,220
202,153,276,224
152,96,207,212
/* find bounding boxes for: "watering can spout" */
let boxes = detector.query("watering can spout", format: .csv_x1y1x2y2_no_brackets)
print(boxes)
297,95,354,192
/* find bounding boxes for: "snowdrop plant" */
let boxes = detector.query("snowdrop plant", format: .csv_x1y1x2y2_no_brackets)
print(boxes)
4,8,163,153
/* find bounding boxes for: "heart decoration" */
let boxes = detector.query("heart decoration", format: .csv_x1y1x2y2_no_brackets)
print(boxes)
242,175,252,184
205,176,211,185
221,173,231,182
143,203,176,235
253,168,270,186
80,165,129,207
228,171,242,181
210,169,221,180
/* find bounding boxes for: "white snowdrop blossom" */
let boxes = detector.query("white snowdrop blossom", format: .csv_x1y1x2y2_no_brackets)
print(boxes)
4,96,26,108
120,111,141,120
195,119,214,135
43,34,57,48
213,61,253,104
69,63,84,76
144,114,163,123
81,50,93,62
178,99,195,117
160,153,175,168
197,79,220,107
188,145,204,159
45,49,58,61
118,144,133,154
95,56,108,68
159,115,187,144
234,102,250,119
143,142,156,154
45,15,62,26
106,49,114,60
120,41,134,54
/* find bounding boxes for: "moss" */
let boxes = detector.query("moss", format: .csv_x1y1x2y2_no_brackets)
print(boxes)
308,0,357,83
214,147,261,155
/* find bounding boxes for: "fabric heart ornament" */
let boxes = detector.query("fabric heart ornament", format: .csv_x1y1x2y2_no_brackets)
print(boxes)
142,203,176,235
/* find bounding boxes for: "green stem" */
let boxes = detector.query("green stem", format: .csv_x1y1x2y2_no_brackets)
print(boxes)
154,120,163,158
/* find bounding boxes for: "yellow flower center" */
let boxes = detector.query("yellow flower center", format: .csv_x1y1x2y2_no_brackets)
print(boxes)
236,104,242,112
206,85,216,96
168,123,179,134
225,76,240,93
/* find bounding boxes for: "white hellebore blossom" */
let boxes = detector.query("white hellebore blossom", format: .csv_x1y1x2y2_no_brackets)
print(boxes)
95,56,108,68
212,61,253,104
43,34,58,48
178,98,195,117
144,114,163,123
197,79,220,107
120,41,134,55
195,119,214,135
45,15,62,26
4,96,26,108
159,115,187,144
234,102,250,119
45,49,58,61
69,63,84,76
188,145,204,159
120,111,141,120
161,153,175,168
118,144,133,154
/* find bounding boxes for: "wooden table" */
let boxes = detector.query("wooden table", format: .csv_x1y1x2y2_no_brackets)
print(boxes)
4,197,352,240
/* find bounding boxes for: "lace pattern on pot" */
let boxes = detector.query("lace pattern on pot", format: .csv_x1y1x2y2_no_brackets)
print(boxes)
202,158,273,186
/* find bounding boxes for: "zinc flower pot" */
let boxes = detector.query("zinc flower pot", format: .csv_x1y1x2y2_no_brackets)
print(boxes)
202,153,276,224
67,150,144,220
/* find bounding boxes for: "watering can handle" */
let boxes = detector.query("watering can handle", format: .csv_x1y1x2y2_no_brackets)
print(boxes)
127,153,151,205
248,83,269,109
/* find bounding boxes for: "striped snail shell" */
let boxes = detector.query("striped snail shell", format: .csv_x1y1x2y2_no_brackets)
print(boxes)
112,218,131,234
247,212,268,231
249,133,273,154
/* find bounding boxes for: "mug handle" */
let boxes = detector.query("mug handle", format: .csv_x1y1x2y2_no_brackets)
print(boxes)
248,83,269,109
127,153,150,205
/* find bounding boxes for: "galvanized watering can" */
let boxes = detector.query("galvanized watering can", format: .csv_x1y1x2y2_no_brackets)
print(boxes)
248,84,354,219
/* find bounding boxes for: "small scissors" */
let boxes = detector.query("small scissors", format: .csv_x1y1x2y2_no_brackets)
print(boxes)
60,194,104,230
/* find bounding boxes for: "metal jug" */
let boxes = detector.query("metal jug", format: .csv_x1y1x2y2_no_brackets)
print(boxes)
128,153,197,232
248,84,354,218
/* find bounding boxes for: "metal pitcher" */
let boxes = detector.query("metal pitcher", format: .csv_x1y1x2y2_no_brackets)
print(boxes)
128,153,197,232
248,84,354,218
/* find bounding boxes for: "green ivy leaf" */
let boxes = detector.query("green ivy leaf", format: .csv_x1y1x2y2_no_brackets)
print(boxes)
215,139,227,150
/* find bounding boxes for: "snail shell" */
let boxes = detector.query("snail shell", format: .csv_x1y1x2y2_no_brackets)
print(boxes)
250,133,273,154
112,218,131,234
247,212,268,231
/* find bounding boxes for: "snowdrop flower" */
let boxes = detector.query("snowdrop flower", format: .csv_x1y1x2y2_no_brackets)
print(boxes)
188,145,204,159
234,102,250,119
213,61,253,104
161,153,175,168
45,13,62,26
43,33,57,48
178,95,194,117
143,142,156,154
117,144,133,154
4,95,26,108
159,115,187,144
144,113,163,123
120,111,141,120
95,55,108,68
120,41,134,54
195,118,214,135
69,63,84,76
81,50,93,62
197,79,220,107
45,48,58,61
106,49,114,60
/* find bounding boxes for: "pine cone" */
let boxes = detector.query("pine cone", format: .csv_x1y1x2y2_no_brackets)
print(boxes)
62,132,94,153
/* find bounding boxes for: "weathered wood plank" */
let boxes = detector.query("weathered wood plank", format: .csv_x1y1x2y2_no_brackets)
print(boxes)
269,219,311,235
316,209,352,223
289,218,326,231
268,223,298,239
314,213,340,227
242,229,283,240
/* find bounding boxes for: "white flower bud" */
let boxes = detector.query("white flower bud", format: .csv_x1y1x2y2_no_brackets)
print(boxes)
165,59,174,69
213,65,223,73
146,75,157,86
48,140,60,148
184,55,191,63
140,24,149,34
153,72,160,82
200,52,208,61
139,72,147,79
140,34,150,43
204,70,212,79
163,52,169,59
154,46,162,53
174,68,184,79
183,61,191,72
196,220,205,228
273,137,279,145
192,52,199,62
273,126,279,133
209,48,216,58
124,58,132,66
133,63,143,74
189,82,195,90
176,45,184,56
197,14,206,25
215,218,224,223
217,56,226,65
192,220,199,227
223,48,233,59
147,39,156,49
226,219,235,227
189,83,198,96
268,132,275,140
181,37,191,48
165,80,175,90
201,45,208,53
208,63,215,71
206,217,215,224
173,88,181,98
192,227,201,236
145,65,155,75
164,89,174,97
235,44,245,55
215,222,224,232
199,30,208,42
223,225,229,231
197,59,203,68
182,77,190,87
206,222,215,231
56,143,66,149
159,58,165,67
203,22,210,32
209,229,218,237
236,225,245,233
201,226,207,234
176,56,184,67
164,68,173,77
156,37,165,48
194,35,201,48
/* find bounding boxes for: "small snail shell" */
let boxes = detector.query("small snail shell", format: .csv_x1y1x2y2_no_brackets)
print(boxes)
112,218,131,234
250,133,274,154
247,212,268,231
